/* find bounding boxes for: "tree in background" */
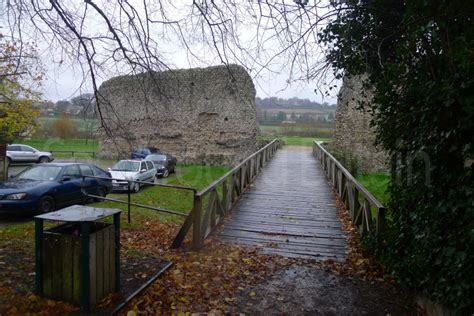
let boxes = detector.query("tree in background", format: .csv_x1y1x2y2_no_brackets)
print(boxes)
320,0,473,311
275,111,287,122
55,100,71,113
70,93,96,114
327,112,334,121
0,34,42,143
52,116,77,139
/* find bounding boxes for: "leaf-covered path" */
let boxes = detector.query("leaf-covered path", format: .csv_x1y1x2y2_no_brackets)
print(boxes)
220,146,347,260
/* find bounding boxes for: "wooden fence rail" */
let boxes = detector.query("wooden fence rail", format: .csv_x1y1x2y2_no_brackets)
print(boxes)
50,150,96,157
312,141,387,238
171,139,281,249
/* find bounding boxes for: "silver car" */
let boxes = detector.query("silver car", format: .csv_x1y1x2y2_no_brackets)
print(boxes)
7,144,54,164
108,160,156,192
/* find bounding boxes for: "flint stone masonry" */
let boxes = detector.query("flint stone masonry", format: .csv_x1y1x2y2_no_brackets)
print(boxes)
334,75,388,173
97,64,260,166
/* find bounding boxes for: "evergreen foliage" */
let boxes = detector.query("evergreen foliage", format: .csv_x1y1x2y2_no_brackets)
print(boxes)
321,0,474,311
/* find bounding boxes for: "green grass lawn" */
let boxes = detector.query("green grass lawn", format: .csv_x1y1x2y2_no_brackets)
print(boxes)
13,138,98,152
260,136,332,146
278,136,332,146
0,164,230,238
356,172,390,206
91,164,230,227
12,138,99,158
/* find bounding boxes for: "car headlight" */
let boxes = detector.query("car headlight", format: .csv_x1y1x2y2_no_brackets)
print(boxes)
5,193,28,200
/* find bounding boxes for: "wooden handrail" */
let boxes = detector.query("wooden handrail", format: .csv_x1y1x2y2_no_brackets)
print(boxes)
49,150,96,157
312,140,387,237
171,139,281,249
197,139,280,197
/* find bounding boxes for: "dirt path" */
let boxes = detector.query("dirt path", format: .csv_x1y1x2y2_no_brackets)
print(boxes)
235,265,413,315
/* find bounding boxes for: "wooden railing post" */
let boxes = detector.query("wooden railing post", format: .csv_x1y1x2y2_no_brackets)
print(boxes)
222,179,228,212
184,139,280,248
232,172,237,203
313,140,387,240
376,207,387,236
192,195,203,249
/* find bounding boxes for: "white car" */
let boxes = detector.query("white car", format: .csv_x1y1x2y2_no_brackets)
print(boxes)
7,144,54,164
109,160,156,192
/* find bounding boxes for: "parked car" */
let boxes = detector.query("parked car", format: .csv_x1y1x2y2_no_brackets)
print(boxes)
109,160,156,192
131,147,160,160
145,153,177,178
6,144,54,164
0,163,112,215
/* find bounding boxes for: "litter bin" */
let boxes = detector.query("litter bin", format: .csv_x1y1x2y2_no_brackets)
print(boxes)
34,205,122,311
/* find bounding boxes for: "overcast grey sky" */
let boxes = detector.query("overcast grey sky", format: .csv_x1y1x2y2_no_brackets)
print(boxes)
17,1,340,104
42,61,339,104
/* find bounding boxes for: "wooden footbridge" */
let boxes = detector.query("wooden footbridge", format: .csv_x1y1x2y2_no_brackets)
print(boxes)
171,139,386,261
86,138,386,260
219,146,346,260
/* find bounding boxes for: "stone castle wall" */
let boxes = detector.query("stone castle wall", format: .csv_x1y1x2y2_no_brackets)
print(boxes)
334,75,388,173
97,64,260,166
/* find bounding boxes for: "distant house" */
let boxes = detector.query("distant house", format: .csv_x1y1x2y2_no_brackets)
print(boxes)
64,105,83,115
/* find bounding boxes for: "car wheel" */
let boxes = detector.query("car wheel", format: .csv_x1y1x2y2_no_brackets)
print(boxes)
163,169,169,178
132,182,140,193
94,187,107,202
38,196,55,214
6,157,11,165
38,156,49,163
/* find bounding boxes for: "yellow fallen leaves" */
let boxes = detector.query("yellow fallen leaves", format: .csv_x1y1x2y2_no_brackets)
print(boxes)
242,257,253,264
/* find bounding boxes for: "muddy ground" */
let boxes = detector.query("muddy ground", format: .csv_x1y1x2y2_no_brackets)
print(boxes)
235,265,413,315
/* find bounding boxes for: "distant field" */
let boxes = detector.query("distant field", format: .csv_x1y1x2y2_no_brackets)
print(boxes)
260,125,283,133
12,138,98,158
14,138,98,152
259,108,334,115
259,123,334,138
279,136,332,146
37,116,99,133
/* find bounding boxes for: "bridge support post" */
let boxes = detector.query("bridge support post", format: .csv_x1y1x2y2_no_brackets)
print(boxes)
192,195,203,249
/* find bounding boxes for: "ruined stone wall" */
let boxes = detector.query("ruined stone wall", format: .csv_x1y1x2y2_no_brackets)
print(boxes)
97,64,260,166
334,75,388,173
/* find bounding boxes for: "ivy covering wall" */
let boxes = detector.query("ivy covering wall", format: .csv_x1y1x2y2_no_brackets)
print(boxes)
320,0,473,312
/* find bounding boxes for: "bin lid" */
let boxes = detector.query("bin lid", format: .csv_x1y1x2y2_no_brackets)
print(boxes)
35,205,121,222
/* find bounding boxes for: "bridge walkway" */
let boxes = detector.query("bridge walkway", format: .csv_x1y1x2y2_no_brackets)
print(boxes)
219,146,347,260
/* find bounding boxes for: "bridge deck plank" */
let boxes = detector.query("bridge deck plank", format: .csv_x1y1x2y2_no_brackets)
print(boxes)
219,146,347,260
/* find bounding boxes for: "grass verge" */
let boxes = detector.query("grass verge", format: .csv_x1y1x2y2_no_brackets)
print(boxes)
13,138,99,158
13,138,98,152
356,172,390,206
91,164,229,228
279,136,333,146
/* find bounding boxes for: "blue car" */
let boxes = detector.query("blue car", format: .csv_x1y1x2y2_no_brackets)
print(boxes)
0,163,112,215
131,147,160,160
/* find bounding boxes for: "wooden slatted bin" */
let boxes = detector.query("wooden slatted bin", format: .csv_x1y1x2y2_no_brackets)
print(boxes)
42,222,116,307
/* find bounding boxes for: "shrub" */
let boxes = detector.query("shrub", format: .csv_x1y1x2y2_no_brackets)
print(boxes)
321,0,474,312
51,116,78,139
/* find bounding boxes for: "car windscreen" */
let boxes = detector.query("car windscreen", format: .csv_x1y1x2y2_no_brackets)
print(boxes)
111,161,140,172
16,165,63,181
147,154,166,161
